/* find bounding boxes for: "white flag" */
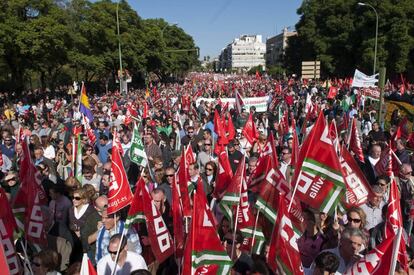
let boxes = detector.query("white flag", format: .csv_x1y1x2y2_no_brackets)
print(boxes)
352,69,378,88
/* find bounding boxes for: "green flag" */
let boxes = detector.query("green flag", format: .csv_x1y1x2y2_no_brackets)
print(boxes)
130,123,147,167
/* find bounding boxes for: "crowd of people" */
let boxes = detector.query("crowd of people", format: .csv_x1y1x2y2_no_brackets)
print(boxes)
0,72,414,275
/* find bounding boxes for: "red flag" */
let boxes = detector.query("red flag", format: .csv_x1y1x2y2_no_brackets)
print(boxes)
177,149,192,216
112,130,124,157
291,126,299,167
340,145,373,209
242,112,259,146
374,147,392,177
291,112,346,214
219,156,245,223
348,118,364,163
0,188,20,274
82,115,96,145
107,141,133,215
13,140,48,246
143,101,149,119
171,175,185,258
267,193,304,275
0,151,3,167
182,177,232,274
214,110,228,145
327,86,338,99
137,177,174,263
345,235,395,275
238,179,265,254
185,145,195,165
235,91,245,113
226,112,236,141
384,178,409,272
111,100,119,113
213,149,233,199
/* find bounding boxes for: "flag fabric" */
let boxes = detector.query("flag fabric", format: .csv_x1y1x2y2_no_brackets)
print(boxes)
345,235,395,275
384,178,409,272
0,152,3,167
111,100,118,113
79,82,94,122
214,110,228,145
0,188,20,274
130,123,148,167
235,91,245,113
219,156,245,224
143,101,149,119
182,178,232,275
171,175,185,258
185,145,196,165
238,178,265,254
136,177,174,263
242,112,259,146
82,115,97,145
80,253,97,275
177,149,192,216
213,149,233,199
107,139,133,215
75,134,82,182
348,118,364,163
267,193,304,275
125,177,146,227
291,112,346,214
13,140,48,247
339,145,372,209
226,112,236,141
374,147,392,177
112,130,124,156
327,86,338,99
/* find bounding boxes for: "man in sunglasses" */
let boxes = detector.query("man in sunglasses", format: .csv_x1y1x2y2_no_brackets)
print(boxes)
97,234,147,275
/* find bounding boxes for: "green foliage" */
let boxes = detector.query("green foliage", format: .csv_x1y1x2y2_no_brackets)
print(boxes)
0,0,199,92
247,65,264,75
267,65,285,79
284,0,414,78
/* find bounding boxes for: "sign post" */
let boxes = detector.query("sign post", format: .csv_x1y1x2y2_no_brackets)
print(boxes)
301,61,320,79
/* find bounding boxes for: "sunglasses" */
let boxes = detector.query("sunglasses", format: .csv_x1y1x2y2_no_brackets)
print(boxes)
166,174,174,178
205,168,213,171
72,196,82,201
204,144,211,146
348,218,361,224
32,262,41,267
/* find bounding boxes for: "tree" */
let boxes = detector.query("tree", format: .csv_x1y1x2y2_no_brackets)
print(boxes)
284,0,414,79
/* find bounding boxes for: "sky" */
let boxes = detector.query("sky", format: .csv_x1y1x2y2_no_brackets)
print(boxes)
132,0,303,59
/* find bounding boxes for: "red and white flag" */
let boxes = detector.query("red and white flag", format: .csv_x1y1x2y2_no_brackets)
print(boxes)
291,112,346,214
213,149,233,199
80,253,97,275
214,110,228,145
267,193,304,275
242,112,259,146
235,91,245,113
384,178,409,272
340,145,373,209
345,235,395,275
0,188,20,274
177,149,192,216
347,118,364,163
112,130,124,156
182,178,232,275
225,112,236,141
82,115,96,145
171,175,185,258
107,141,133,215
13,140,48,247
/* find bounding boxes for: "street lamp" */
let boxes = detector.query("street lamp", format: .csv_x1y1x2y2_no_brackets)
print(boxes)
358,2,378,75
116,1,124,94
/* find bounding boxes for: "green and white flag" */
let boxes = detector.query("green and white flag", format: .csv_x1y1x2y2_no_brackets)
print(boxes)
130,123,147,167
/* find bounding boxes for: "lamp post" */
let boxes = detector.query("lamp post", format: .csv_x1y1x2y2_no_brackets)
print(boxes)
116,1,124,94
358,2,378,75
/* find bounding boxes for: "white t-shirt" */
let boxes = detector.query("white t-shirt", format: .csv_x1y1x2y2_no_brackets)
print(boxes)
97,251,147,275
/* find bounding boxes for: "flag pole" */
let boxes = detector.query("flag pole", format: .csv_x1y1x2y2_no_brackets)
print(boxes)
250,207,261,255
288,171,302,212
20,239,34,275
111,227,128,275
389,227,402,275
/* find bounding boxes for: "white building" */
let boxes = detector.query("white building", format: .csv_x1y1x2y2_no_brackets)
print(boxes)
266,27,297,67
218,35,266,72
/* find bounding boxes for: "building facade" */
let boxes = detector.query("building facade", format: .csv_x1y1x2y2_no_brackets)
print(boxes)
218,35,266,72
266,28,297,67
